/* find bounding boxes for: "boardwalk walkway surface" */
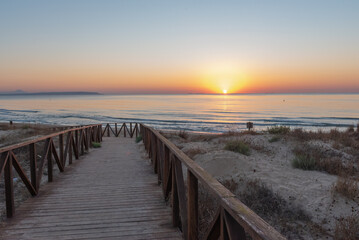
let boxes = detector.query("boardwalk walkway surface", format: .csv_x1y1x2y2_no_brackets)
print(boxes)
0,137,182,240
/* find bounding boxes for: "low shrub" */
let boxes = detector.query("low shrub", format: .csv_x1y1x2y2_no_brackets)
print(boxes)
224,140,250,156
178,130,189,139
292,153,317,170
267,126,290,134
332,177,359,201
135,135,142,143
91,142,101,148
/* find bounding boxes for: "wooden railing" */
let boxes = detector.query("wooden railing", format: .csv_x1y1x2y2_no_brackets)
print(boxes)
102,123,139,138
140,124,286,240
0,124,102,218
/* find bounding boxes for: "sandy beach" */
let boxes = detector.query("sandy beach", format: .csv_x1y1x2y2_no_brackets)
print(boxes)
161,127,359,239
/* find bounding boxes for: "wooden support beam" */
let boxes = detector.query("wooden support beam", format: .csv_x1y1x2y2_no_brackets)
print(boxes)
12,152,37,196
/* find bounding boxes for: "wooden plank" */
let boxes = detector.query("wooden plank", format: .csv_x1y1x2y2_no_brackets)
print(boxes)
0,137,181,240
187,170,198,240
4,151,14,217
11,152,37,196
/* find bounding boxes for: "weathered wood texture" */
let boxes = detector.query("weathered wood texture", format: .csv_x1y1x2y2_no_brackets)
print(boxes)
141,124,287,240
0,137,181,240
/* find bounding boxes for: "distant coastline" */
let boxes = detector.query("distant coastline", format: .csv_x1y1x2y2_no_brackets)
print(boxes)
0,91,102,96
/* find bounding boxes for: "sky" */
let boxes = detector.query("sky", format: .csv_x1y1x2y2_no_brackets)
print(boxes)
0,0,358,94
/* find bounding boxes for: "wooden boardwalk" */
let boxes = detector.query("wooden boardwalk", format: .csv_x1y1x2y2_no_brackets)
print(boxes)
0,137,182,240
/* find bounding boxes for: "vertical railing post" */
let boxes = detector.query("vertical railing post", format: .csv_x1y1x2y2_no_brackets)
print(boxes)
99,124,103,142
163,145,170,198
115,123,118,137
47,140,53,182
59,134,64,166
171,153,180,227
75,129,79,156
4,151,15,218
130,123,133,137
187,170,198,240
80,129,84,155
69,135,73,164
29,143,38,192
87,128,91,149
107,124,110,137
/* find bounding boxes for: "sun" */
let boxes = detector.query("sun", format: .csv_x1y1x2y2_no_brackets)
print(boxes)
222,89,227,94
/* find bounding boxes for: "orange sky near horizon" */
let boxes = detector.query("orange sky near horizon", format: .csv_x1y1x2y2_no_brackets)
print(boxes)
1,1,359,94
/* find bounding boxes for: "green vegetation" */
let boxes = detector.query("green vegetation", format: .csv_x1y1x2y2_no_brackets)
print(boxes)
224,140,250,156
292,153,317,170
268,136,280,143
267,125,290,134
135,135,143,143
92,142,101,148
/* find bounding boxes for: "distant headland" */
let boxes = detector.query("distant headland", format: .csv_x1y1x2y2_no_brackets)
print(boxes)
0,90,102,96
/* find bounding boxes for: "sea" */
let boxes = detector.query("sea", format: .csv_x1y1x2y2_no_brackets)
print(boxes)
0,94,358,133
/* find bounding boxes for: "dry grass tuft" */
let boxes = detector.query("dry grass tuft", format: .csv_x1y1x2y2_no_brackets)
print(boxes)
178,130,189,139
183,147,206,158
332,177,359,201
334,214,359,240
224,140,250,156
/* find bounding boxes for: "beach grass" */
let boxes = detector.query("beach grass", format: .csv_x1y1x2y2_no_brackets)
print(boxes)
92,142,101,148
224,140,250,156
135,135,142,143
267,126,290,134
292,153,317,170
332,177,359,201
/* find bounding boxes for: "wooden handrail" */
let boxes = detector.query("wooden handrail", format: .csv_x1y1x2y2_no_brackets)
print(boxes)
140,124,286,240
101,123,139,138
0,124,102,218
